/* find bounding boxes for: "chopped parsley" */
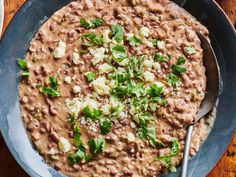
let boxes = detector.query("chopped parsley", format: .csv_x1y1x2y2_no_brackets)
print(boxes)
167,73,181,88
42,76,61,97
154,52,169,62
172,57,187,76
127,55,145,79
88,138,106,155
85,71,96,82
84,106,102,122
111,24,124,43
81,32,103,46
186,45,196,55
147,84,164,97
155,138,180,172
100,119,113,135
127,36,141,46
111,105,123,116
67,113,90,165
80,18,104,29
111,45,127,60
17,59,29,77
137,112,164,147
153,39,164,48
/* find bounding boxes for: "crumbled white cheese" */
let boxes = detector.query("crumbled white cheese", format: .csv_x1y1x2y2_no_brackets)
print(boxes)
153,62,161,72
154,81,164,88
91,47,106,65
58,137,71,153
127,132,135,142
48,148,59,155
109,97,119,108
103,29,111,44
156,40,165,49
129,106,136,115
53,40,66,58
130,121,136,128
80,117,87,125
101,105,111,115
92,76,110,95
126,33,134,39
98,63,113,74
65,98,82,115
142,38,154,48
73,51,80,65
118,58,129,66
64,76,72,84
109,79,116,88
143,59,153,68
83,97,100,110
139,27,150,38
149,102,158,112
143,71,155,82
73,85,81,93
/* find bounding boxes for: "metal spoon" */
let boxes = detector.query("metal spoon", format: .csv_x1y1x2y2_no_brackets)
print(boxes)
180,32,220,177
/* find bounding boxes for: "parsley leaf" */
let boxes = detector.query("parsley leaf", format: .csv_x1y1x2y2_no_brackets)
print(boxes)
147,84,164,97
127,36,141,46
172,57,187,76
155,138,180,172
84,106,102,122
111,105,123,116
80,18,104,29
82,32,103,46
17,59,27,70
101,119,113,135
88,138,106,155
92,18,104,27
186,45,196,55
154,52,169,62
167,73,181,88
111,24,124,43
17,59,29,77
42,76,61,97
67,113,89,165
85,72,96,82
80,18,92,29
112,45,127,60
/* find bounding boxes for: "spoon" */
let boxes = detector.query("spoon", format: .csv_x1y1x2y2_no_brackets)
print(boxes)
180,32,220,177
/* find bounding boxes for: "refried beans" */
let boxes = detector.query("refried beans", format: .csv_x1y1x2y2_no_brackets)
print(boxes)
18,0,214,176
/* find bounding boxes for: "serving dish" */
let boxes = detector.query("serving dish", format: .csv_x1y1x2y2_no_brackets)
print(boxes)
0,0,235,177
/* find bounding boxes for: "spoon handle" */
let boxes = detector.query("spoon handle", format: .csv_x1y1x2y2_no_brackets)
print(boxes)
181,125,194,177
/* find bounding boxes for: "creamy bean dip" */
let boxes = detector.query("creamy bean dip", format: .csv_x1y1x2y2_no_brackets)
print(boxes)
18,0,212,176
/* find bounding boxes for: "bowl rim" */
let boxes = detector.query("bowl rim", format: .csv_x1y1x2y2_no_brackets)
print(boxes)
0,0,235,177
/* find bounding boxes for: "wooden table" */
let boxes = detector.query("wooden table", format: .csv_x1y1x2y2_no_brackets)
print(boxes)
1,0,236,177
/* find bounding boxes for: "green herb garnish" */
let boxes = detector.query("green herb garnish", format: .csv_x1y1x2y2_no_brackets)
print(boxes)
112,45,127,60
186,45,196,55
155,138,180,172
111,24,124,43
172,57,187,76
85,72,96,82
84,106,102,122
42,76,61,97
88,138,106,155
17,59,29,77
127,36,141,46
67,113,90,165
100,119,113,135
167,73,181,88
80,18,104,29
154,52,169,62
82,32,103,46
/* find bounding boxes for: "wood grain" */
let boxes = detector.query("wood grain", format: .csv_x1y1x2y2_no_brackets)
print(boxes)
0,0,235,177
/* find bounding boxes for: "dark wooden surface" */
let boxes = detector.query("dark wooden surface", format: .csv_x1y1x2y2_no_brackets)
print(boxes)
1,0,236,177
